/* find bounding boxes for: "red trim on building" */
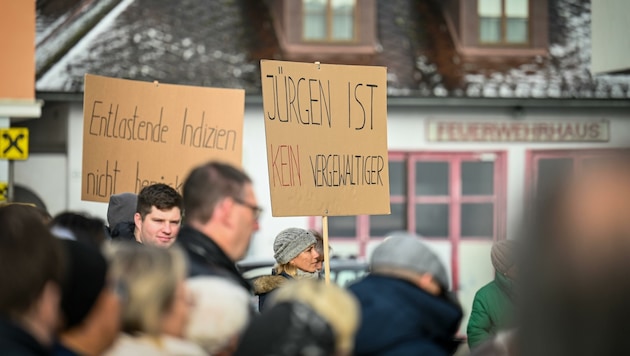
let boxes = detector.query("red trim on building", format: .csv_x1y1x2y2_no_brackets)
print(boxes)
311,150,508,291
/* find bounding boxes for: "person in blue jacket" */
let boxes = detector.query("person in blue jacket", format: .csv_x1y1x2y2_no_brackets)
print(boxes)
348,234,463,356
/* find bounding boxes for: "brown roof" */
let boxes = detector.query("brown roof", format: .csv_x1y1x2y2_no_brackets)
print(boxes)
36,0,630,100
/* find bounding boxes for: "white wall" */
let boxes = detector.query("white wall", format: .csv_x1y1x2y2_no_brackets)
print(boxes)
382,106,630,334
591,0,630,74
67,103,109,218
0,117,9,183
31,102,630,255
386,107,630,241
16,98,630,336
14,154,67,216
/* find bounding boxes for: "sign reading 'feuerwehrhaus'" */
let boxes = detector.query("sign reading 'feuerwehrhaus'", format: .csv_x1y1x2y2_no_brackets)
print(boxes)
426,119,610,142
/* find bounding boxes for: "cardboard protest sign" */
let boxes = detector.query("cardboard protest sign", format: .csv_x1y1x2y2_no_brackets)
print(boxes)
82,74,244,202
261,60,390,217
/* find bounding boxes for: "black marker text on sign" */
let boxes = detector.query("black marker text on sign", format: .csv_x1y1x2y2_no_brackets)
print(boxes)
266,65,378,131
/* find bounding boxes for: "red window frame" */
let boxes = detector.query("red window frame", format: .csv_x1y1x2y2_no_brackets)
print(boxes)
313,150,508,290
525,148,630,205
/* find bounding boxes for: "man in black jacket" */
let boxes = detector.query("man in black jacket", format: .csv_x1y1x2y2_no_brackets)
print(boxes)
177,161,261,293
0,204,65,355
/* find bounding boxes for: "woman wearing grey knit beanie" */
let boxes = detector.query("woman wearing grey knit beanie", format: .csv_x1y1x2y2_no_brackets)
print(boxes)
253,227,321,311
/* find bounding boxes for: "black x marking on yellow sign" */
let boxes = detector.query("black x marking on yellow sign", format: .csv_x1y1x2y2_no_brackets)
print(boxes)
3,132,24,155
0,128,29,160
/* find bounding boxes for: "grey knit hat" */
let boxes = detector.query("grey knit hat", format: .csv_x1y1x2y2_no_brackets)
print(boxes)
273,228,317,264
371,234,450,290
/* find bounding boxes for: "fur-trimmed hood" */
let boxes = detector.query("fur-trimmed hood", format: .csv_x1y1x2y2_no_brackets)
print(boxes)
253,275,290,295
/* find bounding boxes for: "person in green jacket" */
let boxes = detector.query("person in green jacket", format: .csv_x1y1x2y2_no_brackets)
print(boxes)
467,240,517,350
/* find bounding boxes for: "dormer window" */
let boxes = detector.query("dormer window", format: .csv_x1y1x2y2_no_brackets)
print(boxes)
303,0,355,42
478,0,529,45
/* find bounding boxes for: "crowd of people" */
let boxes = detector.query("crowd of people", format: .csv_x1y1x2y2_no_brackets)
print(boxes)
2,154,630,355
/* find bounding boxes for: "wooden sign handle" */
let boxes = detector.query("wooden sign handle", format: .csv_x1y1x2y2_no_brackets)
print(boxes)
322,215,330,285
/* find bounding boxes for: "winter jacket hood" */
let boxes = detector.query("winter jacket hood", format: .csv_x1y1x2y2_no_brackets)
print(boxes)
108,221,137,242
253,274,290,295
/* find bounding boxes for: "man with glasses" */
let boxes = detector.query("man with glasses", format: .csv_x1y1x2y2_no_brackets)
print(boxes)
177,161,261,293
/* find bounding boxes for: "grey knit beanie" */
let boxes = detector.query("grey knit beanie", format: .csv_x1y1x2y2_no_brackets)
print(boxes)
273,228,317,264
371,234,450,290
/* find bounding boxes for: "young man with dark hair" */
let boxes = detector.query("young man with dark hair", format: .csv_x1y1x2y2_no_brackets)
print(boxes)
0,204,65,354
177,161,261,292
133,183,183,248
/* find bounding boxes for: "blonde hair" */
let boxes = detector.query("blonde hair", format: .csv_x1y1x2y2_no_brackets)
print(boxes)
269,279,360,355
274,262,297,277
103,242,187,336
185,276,251,354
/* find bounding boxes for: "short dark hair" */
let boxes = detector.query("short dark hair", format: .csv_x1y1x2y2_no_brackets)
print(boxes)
50,211,108,249
0,204,64,317
136,184,183,220
183,161,251,224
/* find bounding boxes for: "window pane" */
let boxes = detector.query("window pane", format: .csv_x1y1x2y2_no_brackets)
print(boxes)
506,18,527,43
480,18,501,42
537,158,573,201
506,0,528,17
461,203,494,237
478,0,501,16
370,203,406,237
415,204,449,237
389,160,406,196
415,162,449,196
331,0,354,40
304,0,326,40
328,216,356,238
462,161,494,195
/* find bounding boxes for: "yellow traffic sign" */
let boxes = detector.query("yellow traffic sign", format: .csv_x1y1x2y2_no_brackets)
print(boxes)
0,128,29,160
0,182,6,202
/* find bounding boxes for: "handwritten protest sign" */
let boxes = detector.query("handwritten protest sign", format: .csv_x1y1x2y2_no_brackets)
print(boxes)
82,74,244,203
261,60,390,217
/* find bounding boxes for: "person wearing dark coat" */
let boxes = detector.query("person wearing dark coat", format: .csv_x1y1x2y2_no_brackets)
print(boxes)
106,193,137,238
254,228,320,311
108,221,137,243
177,225,252,291
176,161,261,294
348,234,463,356
0,318,52,356
52,240,121,356
0,204,65,355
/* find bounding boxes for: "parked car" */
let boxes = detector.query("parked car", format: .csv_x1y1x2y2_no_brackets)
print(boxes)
236,256,369,287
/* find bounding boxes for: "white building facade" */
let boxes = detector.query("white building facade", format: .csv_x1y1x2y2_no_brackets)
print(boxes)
15,95,630,330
